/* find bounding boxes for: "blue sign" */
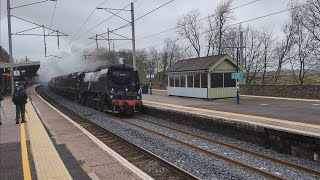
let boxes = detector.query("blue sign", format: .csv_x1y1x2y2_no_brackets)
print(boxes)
232,72,243,80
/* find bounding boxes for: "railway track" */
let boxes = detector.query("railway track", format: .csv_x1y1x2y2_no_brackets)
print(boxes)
38,86,320,179
36,86,199,180
134,116,320,176
110,117,320,179
111,117,285,180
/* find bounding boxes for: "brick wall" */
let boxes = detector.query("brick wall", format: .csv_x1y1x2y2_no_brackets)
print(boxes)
240,85,320,99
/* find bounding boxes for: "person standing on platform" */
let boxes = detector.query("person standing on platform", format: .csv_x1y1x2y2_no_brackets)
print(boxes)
12,83,28,124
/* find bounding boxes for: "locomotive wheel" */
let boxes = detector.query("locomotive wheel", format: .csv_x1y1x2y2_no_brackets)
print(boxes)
98,103,105,112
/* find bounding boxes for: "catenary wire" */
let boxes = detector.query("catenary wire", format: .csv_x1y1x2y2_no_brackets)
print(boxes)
140,4,307,50
83,0,176,56
53,0,133,58
58,0,111,50
70,0,256,55
73,1,136,42
99,0,176,37
48,0,58,29
115,0,264,48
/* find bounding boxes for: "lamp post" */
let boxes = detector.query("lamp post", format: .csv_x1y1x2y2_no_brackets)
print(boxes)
148,68,153,95
236,48,240,104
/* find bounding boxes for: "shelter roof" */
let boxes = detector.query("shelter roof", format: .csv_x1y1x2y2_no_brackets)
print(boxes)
165,54,230,73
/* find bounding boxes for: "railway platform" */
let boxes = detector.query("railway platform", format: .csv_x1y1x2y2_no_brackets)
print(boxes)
143,89,320,137
0,87,153,180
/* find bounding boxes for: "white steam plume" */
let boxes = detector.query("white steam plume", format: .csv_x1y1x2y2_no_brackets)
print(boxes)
38,48,120,83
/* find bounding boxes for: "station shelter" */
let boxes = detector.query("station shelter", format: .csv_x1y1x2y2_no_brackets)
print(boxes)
165,54,242,99
0,61,40,94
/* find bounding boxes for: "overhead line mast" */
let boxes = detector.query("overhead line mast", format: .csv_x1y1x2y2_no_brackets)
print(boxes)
131,2,136,71
6,0,67,95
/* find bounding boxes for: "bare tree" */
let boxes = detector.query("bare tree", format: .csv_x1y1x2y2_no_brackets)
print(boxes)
136,50,148,84
148,47,161,74
212,0,234,55
242,27,264,84
177,9,202,57
260,28,275,85
159,39,184,72
272,23,295,84
223,27,239,59
289,3,319,85
303,0,320,43
0,46,10,63
206,15,216,56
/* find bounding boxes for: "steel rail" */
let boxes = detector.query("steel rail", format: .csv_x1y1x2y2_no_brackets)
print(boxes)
135,117,320,176
111,117,285,180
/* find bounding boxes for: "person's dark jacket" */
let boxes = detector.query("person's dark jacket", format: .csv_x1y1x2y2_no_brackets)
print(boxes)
12,85,28,105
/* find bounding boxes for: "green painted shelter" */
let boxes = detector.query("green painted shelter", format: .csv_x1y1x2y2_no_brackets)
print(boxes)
165,54,242,99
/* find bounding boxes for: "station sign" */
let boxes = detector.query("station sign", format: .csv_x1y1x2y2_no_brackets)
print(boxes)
231,72,243,80
14,70,21,77
146,74,154,79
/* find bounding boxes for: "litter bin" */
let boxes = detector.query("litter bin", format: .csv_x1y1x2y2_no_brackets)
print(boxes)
141,84,148,94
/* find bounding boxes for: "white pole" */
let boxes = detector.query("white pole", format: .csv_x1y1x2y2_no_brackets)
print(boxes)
131,2,136,70
7,0,14,96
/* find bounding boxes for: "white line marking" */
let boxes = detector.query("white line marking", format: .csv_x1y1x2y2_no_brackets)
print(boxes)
88,172,100,180
35,88,154,180
312,104,320,106
242,95,320,102
152,89,167,92
259,104,269,106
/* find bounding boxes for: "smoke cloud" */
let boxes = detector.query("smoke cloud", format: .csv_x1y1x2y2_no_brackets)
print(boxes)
38,48,120,83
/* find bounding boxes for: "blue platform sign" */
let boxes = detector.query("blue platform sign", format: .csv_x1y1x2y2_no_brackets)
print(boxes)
232,72,243,80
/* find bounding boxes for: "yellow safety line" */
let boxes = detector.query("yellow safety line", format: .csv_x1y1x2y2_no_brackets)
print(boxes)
21,121,32,180
143,100,320,129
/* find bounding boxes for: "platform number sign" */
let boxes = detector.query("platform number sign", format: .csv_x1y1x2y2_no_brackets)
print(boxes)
231,72,243,80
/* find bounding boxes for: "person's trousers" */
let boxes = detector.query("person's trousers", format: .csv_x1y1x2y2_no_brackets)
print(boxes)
16,104,26,121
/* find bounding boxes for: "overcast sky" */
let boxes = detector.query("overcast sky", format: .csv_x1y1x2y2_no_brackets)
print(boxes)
0,0,304,62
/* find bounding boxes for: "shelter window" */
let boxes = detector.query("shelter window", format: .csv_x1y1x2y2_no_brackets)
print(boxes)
187,74,193,88
169,75,174,87
224,73,236,87
194,74,200,88
175,75,180,87
211,73,223,88
201,73,207,88
180,75,186,87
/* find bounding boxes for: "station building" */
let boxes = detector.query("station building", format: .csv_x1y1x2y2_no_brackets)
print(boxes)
165,54,241,99
0,61,40,94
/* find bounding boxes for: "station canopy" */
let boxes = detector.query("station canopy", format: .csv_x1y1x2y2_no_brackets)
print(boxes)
0,61,40,77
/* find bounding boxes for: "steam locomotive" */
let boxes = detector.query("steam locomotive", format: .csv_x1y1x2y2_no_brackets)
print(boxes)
49,64,142,115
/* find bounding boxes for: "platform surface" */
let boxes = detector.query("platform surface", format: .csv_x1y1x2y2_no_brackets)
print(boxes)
143,90,320,137
0,97,37,180
29,87,152,180
1,86,154,180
